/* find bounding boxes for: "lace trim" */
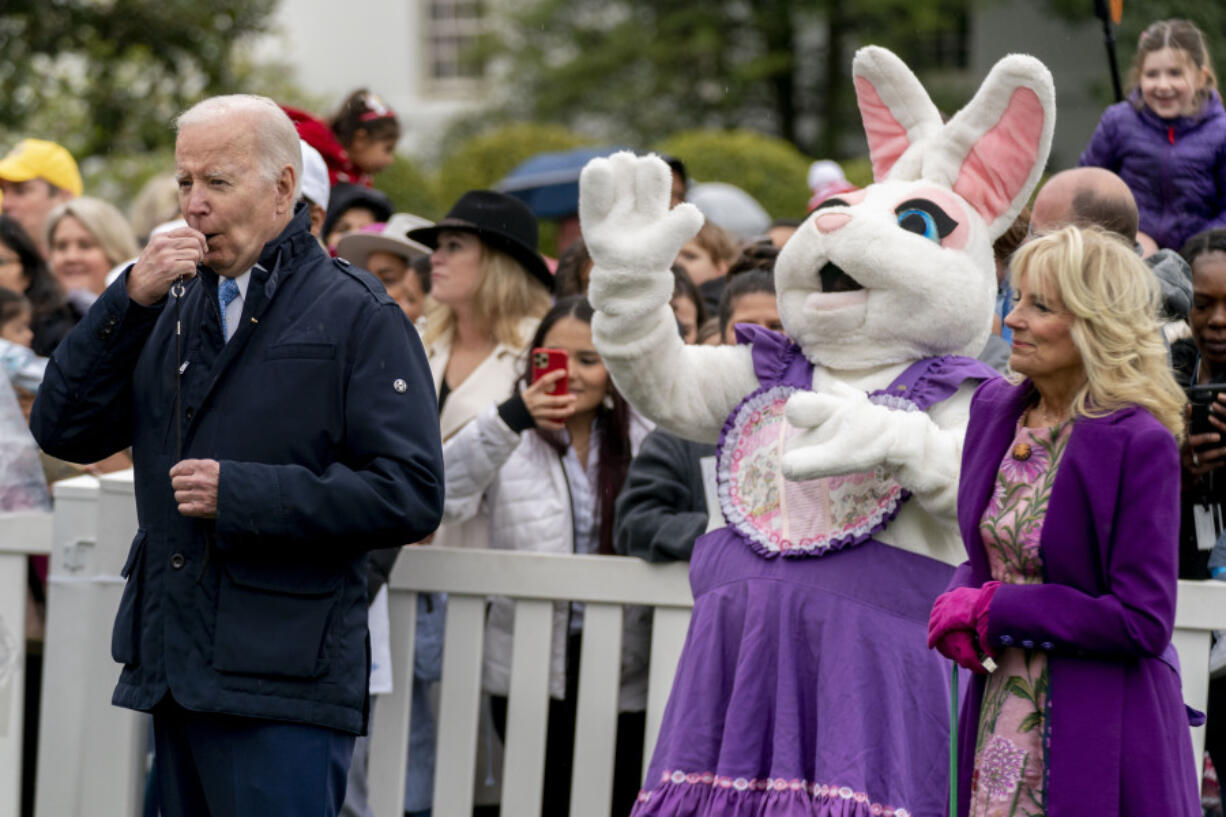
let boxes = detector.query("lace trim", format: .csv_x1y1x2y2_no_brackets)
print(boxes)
716,384,912,559
638,770,912,816
865,391,920,413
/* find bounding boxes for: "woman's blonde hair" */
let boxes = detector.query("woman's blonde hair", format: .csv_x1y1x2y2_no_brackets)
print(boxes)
422,242,550,350
1009,225,1186,440
45,197,140,267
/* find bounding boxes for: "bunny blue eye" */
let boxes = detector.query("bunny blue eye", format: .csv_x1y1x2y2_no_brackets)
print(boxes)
893,198,958,243
897,209,940,240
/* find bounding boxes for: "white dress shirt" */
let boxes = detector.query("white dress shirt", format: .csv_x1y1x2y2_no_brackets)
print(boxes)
222,269,252,342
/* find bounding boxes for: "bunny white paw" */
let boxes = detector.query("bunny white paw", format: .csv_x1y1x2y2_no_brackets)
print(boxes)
781,380,894,482
580,152,704,317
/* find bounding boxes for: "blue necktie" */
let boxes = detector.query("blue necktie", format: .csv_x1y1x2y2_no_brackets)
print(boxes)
218,277,240,341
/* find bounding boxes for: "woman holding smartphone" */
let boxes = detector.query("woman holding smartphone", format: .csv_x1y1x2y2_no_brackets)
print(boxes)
927,226,1199,815
441,296,652,817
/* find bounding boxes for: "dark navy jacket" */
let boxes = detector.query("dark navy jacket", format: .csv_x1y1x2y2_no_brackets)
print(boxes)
31,207,445,734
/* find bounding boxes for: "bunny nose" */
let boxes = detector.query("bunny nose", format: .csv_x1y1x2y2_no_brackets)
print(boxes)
814,213,852,234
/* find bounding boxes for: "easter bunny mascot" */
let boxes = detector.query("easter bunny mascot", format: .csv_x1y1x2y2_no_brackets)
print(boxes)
580,47,1054,816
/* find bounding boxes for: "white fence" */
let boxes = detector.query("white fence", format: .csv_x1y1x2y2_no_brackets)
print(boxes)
2,470,1226,817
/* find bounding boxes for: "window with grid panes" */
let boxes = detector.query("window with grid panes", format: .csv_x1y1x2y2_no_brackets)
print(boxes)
426,0,485,81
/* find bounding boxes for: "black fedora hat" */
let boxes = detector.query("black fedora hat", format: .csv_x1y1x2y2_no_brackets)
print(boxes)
408,190,553,291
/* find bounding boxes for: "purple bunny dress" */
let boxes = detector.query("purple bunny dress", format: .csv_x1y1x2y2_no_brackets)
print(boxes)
631,326,997,817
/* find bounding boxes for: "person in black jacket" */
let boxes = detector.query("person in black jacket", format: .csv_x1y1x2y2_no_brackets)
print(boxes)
30,94,444,817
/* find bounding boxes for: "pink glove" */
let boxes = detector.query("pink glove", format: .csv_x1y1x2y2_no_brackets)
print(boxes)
933,630,991,674
973,581,1002,658
927,586,981,649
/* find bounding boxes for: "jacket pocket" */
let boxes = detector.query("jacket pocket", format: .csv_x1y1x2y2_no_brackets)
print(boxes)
111,530,147,666
211,560,342,679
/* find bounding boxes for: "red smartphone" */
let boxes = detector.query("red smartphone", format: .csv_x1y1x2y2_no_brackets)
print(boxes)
531,348,568,395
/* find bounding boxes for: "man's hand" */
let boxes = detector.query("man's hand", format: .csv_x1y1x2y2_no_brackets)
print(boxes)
170,459,220,518
127,227,207,306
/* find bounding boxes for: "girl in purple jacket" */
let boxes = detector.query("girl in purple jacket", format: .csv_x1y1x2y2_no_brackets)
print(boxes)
1080,19,1226,252
928,226,1199,816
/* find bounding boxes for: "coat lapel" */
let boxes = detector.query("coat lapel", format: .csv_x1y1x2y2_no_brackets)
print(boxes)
1038,417,1126,591
179,219,313,448
429,319,537,443
958,379,1030,581
182,260,285,443
1040,416,1130,817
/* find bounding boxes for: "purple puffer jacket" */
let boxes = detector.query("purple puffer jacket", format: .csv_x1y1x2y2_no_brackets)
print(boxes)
1080,89,1226,251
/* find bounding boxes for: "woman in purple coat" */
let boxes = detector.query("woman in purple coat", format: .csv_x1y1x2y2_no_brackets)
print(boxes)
927,225,1200,816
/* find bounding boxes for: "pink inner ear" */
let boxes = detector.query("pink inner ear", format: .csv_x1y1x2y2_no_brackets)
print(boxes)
855,76,911,182
953,87,1045,226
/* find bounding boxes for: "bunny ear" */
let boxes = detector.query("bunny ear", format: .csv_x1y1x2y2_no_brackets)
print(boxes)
923,54,1056,239
852,46,943,182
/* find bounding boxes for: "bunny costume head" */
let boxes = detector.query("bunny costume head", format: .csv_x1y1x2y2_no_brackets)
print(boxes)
777,47,1055,370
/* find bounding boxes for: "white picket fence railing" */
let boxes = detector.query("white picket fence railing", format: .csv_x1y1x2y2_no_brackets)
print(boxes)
0,509,51,817
2,469,1225,817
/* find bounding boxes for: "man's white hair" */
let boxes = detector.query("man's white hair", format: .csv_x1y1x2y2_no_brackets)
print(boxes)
176,94,303,201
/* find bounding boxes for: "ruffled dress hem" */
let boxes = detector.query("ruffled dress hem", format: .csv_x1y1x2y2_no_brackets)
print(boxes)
632,773,916,817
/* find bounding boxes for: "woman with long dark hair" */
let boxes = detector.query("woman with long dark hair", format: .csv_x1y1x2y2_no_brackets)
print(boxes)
441,295,652,817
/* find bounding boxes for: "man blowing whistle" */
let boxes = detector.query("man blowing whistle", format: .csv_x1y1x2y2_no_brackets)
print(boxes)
30,95,444,816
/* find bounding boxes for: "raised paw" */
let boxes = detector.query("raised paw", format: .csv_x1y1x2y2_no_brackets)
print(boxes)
579,152,704,276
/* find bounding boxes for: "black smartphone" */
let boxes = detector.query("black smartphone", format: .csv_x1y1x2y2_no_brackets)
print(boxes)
1187,383,1226,438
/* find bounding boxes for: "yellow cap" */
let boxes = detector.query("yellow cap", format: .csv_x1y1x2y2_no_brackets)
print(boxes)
0,139,83,196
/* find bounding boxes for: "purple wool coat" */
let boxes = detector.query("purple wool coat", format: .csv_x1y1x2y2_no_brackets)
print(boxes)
946,377,1200,817
1079,90,1226,252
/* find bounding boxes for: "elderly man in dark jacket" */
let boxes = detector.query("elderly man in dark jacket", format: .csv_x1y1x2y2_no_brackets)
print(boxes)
30,94,444,817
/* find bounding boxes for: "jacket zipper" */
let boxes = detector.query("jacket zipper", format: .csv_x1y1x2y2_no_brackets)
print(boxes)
558,449,579,637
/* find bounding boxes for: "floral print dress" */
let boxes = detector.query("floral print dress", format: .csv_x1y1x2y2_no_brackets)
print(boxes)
969,419,1072,817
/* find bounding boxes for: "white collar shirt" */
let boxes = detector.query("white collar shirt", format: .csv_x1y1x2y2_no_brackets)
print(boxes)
221,269,253,343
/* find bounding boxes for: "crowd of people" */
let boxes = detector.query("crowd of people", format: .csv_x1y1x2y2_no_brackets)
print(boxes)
3,14,1226,817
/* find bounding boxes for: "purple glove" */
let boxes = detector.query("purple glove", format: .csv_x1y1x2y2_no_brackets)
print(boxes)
933,630,991,674
927,586,981,649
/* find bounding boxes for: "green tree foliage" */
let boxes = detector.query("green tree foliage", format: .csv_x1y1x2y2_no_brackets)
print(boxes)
655,129,813,219
483,0,977,157
378,156,443,221
0,0,307,208
432,123,592,213
0,0,279,158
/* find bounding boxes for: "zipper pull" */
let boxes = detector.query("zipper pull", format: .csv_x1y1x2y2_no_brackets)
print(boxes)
1168,126,1176,146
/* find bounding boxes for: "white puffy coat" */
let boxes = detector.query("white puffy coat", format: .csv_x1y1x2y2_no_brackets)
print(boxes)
424,318,537,551
443,403,653,711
